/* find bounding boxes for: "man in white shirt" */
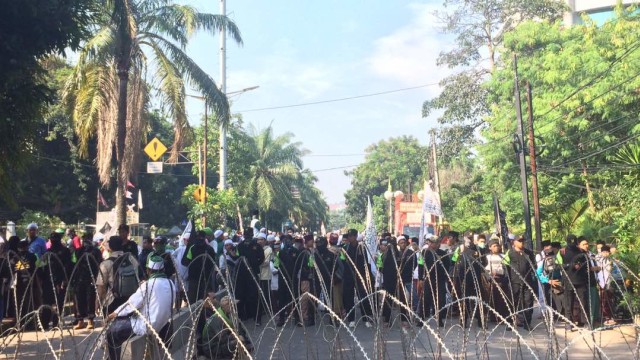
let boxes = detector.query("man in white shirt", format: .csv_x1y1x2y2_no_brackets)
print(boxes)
105,255,176,360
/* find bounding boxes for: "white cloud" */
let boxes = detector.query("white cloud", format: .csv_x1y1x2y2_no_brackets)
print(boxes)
367,2,451,94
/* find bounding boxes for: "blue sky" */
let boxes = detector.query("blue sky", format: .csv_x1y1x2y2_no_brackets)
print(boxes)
183,0,452,203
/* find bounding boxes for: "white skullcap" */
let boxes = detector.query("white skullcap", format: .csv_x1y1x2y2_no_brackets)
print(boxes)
267,234,276,242
223,232,229,237
27,223,38,230
147,255,165,270
259,227,267,233
257,233,267,240
224,239,234,246
397,236,406,241
214,229,224,238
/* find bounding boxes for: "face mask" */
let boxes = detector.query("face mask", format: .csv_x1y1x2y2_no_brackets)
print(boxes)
478,243,486,249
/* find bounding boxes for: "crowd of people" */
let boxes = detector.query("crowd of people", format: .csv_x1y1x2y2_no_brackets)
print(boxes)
0,221,631,359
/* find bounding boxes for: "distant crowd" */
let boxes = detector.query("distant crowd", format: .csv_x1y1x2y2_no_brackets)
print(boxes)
0,222,630,359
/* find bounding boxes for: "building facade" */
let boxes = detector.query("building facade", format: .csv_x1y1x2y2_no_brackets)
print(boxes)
564,0,637,25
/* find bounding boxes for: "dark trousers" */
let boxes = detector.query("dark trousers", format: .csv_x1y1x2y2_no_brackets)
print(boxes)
75,282,96,320
343,281,372,322
423,281,447,325
565,283,589,325
511,282,535,327
487,276,510,322
187,277,210,304
381,282,396,324
277,277,293,323
106,317,134,360
257,279,271,322
40,281,64,328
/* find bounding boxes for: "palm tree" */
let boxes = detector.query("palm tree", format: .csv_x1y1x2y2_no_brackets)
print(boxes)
291,169,328,231
64,0,242,224
245,125,307,215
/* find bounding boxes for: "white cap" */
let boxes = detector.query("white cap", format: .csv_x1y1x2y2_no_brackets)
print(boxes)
223,232,229,238
259,227,267,233
27,223,38,230
224,239,234,246
397,235,406,241
257,233,267,240
214,229,224,238
147,255,165,270
508,233,516,240
267,234,276,242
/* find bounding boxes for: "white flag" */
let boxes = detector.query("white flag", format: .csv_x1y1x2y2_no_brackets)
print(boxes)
364,196,378,277
180,220,192,243
137,189,143,210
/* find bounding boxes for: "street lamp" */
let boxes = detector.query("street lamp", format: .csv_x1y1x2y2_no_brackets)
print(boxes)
219,85,259,191
187,86,258,226
383,189,404,234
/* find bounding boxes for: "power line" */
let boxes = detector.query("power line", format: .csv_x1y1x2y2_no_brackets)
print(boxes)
537,39,640,119
304,153,365,157
542,133,640,169
234,83,439,113
311,164,360,173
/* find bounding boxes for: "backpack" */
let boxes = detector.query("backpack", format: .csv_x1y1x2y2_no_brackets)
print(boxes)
542,255,556,277
110,254,139,300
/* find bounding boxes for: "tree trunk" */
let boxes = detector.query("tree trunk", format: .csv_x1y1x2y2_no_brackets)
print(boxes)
581,159,596,212
115,67,129,226
114,1,133,227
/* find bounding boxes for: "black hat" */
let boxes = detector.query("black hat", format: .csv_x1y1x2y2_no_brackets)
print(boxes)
108,236,123,251
550,241,561,249
347,229,358,237
541,240,551,248
154,236,168,244
488,239,501,248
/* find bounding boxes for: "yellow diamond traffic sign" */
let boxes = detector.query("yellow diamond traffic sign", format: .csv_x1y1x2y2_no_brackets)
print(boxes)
193,185,206,203
144,137,167,161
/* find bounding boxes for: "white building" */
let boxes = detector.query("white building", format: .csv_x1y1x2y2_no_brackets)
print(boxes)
564,0,637,25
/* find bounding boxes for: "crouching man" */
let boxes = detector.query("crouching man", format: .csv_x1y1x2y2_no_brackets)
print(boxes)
198,291,253,359
105,255,176,360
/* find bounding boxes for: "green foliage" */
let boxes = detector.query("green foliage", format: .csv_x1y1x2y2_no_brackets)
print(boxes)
64,0,242,223
184,121,327,232
0,0,92,207
181,185,239,230
345,136,429,226
19,210,64,236
478,7,640,244
423,0,567,161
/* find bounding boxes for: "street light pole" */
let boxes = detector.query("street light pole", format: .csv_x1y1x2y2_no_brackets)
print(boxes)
219,0,228,190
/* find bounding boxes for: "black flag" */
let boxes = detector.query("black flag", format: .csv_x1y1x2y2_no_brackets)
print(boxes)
493,194,509,248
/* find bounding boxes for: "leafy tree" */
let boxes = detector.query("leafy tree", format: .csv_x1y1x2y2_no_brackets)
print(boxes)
423,0,566,161
242,125,305,214
344,136,429,229
479,7,640,242
64,0,242,225
0,0,92,206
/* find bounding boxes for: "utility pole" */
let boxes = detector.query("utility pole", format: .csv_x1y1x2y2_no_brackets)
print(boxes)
202,102,208,226
430,129,442,223
513,54,533,249
218,0,228,190
526,82,542,251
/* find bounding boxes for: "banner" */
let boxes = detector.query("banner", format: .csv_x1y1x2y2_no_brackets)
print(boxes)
364,196,378,277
